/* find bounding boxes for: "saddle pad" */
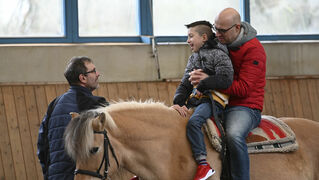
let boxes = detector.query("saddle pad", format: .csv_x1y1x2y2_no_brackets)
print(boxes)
204,115,299,153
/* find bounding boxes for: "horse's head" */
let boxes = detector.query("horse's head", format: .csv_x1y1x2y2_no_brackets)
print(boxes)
64,109,118,179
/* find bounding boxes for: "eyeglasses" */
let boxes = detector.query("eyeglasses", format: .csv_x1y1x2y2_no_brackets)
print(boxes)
212,24,237,34
84,68,96,75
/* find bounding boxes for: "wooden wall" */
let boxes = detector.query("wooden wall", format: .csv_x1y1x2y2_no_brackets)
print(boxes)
0,78,319,179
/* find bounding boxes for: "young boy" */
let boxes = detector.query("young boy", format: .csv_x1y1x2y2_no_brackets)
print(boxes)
171,20,233,180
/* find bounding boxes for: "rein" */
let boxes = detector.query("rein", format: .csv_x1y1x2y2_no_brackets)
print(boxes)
74,130,119,180
205,90,231,180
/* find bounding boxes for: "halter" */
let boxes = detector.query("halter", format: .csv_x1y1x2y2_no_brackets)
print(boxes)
74,130,119,180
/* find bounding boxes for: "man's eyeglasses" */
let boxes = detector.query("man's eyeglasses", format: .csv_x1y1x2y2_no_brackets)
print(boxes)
84,68,96,75
212,24,237,34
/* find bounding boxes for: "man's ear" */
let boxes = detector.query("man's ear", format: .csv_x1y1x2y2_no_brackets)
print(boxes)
70,112,80,119
78,74,87,83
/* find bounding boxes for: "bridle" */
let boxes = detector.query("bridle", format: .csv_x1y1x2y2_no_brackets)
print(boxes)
74,130,119,180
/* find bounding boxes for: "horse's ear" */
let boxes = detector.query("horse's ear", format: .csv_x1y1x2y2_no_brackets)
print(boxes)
98,112,106,126
92,112,106,131
70,112,80,119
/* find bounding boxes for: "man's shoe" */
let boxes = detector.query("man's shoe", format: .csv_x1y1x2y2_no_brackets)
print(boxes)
130,176,139,180
193,164,215,180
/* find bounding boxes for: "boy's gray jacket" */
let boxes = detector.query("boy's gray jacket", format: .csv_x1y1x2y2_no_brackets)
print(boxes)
173,40,233,106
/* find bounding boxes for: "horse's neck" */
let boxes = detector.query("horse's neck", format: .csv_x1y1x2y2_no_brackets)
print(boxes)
109,107,183,140
108,107,188,179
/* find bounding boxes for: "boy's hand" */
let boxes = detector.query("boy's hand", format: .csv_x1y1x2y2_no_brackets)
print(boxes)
171,104,189,117
189,69,208,86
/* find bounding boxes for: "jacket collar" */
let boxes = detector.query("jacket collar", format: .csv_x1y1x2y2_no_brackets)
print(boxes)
228,21,257,50
70,85,93,96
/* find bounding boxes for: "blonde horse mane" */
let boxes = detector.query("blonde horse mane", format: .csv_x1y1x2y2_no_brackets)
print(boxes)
64,109,117,162
102,100,168,112
64,100,168,162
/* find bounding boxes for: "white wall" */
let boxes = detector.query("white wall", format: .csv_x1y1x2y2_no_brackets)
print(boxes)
0,41,318,84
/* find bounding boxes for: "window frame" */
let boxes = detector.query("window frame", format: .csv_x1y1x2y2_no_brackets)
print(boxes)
0,0,318,44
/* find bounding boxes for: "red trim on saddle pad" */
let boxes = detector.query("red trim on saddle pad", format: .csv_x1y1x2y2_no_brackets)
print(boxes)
210,117,221,137
258,119,287,140
204,115,298,153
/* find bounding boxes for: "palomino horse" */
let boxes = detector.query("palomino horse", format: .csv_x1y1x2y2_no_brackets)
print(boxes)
64,101,319,180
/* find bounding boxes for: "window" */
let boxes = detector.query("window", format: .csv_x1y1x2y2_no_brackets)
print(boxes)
0,0,63,37
78,0,138,37
250,0,319,35
250,0,319,40
0,0,318,43
153,0,240,36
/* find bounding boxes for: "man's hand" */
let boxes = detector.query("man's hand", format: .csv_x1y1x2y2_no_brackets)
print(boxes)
196,89,203,96
171,104,189,117
188,69,208,86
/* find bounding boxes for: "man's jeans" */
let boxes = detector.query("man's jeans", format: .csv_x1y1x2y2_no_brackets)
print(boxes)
224,106,261,180
186,102,223,160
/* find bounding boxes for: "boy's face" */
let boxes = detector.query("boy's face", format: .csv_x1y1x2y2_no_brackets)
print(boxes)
187,27,206,53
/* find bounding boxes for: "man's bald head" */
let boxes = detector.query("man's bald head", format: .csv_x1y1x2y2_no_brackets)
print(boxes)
214,8,242,45
215,8,241,27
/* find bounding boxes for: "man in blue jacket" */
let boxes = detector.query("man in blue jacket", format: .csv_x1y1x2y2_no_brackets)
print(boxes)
37,56,109,180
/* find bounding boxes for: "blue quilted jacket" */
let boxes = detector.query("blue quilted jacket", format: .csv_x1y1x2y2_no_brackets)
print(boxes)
37,85,108,180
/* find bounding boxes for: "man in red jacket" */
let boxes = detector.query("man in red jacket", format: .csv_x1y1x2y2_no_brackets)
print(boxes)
189,8,266,180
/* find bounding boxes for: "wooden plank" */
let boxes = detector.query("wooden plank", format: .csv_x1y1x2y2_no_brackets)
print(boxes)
2,86,27,179
45,85,57,104
13,86,38,180
306,79,319,121
55,84,67,96
167,82,177,106
264,80,278,117
279,79,294,117
270,80,286,117
0,148,5,180
157,82,170,106
136,82,149,101
147,82,159,101
33,85,48,178
262,80,272,115
288,80,304,118
0,87,16,180
24,86,43,180
315,79,319,121
55,84,68,96
298,79,313,120
107,83,119,102
96,83,109,99
117,83,129,100
126,82,139,101
34,86,48,124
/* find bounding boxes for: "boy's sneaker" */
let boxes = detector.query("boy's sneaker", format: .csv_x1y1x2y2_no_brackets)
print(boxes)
193,164,215,180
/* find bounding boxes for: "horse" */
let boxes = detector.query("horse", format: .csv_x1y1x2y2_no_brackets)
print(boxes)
64,101,319,180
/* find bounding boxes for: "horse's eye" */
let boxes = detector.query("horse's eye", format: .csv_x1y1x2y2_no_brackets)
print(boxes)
90,147,99,154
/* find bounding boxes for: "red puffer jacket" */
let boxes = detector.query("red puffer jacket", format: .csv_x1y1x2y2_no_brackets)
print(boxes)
220,37,266,111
